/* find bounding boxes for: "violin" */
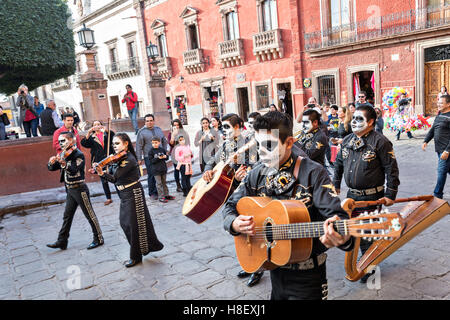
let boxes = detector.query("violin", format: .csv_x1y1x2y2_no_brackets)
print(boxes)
90,150,127,173
58,144,76,161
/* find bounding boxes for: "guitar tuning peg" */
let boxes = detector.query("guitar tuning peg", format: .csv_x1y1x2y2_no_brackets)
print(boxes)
384,237,389,240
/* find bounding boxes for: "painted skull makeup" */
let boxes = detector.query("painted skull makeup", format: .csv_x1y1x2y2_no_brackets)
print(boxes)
112,137,126,154
351,110,368,133
58,136,71,150
247,117,256,132
301,116,313,133
222,121,235,140
255,131,283,169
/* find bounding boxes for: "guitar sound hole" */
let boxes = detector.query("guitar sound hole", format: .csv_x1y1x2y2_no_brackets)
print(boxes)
265,222,274,243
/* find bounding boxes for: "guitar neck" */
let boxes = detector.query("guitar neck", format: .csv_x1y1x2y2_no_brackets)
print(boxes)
270,221,348,240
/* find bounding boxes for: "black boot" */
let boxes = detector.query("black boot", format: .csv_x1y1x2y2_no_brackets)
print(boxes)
87,238,104,250
247,272,263,287
124,258,142,268
176,181,183,192
46,241,68,250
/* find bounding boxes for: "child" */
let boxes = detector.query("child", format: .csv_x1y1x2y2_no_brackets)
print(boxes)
175,135,193,197
149,137,175,203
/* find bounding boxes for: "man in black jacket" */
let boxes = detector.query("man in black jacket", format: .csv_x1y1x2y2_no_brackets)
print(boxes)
296,109,328,166
333,104,400,282
222,111,353,300
422,94,450,199
47,132,104,251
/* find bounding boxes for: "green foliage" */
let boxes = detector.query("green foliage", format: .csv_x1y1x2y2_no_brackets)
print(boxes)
0,0,76,94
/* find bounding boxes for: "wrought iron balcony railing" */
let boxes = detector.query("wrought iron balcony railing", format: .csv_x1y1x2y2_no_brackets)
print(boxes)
105,57,140,80
304,5,450,51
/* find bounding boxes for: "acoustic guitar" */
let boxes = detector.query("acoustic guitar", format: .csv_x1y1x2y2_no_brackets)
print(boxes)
234,197,405,273
182,139,256,224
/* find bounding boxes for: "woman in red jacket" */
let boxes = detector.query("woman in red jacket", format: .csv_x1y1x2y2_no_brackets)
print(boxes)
122,84,139,134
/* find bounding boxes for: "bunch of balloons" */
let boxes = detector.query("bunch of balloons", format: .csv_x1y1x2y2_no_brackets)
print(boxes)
381,87,431,132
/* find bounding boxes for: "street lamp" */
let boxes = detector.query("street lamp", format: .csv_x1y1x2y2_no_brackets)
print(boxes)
146,41,159,61
77,23,95,49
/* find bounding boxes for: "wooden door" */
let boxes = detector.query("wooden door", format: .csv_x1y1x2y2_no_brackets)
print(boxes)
425,60,450,116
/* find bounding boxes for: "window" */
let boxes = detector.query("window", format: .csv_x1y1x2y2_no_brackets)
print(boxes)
262,0,278,31
256,85,269,110
330,0,350,29
76,60,81,73
157,34,168,57
318,75,336,105
109,47,118,72
127,41,137,68
225,11,239,40
187,24,199,50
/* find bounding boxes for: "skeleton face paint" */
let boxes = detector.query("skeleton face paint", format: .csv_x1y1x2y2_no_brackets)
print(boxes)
301,116,313,133
112,137,127,154
58,135,71,150
255,131,284,169
222,121,236,140
351,110,368,133
247,117,255,132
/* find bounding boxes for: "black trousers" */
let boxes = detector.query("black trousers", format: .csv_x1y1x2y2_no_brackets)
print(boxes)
270,262,328,300
179,164,192,192
100,176,112,200
57,184,103,244
347,190,384,255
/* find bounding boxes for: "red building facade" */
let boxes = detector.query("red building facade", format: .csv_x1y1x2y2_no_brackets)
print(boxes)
136,0,450,132
136,0,306,130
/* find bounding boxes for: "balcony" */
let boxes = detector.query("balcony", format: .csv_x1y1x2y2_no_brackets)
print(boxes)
105,57,140,80
183,48,205,74
304,5,450,54
252,29,284,62
51,78,70,92
156,57,172,79
218,39,245,68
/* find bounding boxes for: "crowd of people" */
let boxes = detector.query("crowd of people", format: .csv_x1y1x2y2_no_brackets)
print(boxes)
9,79,447,300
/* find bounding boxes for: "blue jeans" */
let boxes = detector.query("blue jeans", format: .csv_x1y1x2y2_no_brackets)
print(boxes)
433,153,450,199
0,122,6,140
23,118,38,137
128,107,139,134
144,157,158,197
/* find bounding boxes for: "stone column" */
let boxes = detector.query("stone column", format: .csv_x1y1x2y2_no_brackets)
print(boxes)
78,49,110,123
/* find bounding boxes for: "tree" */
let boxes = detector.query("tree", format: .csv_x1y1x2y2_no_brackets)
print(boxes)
0,0,76,95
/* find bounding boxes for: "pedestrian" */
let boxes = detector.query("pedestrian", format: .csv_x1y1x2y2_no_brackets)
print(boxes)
82,120,115,206
374,107,384,135
194,117,218,173
121,84,139,134
149,136,175,203
332,106,352,145
70,107,81,129
422,94,450,199
33,96,44,136
211,116,224,141
175,135,194,197
168,119,191,192
46,131,104,251
269,104,279,112
16,84,38,137
296,109,328,166
136,114,168,200
222,111,353,300
244,112,261,139
348,102,356,114
437,86,448,103
395,93,413,140
0,106,11,140
333,104,400,283
40,100,63,136
95,133,164,267
52,113,81,153
355,91,373,108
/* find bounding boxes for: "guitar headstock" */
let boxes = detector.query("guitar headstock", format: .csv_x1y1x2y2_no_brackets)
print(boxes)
346,209,405,241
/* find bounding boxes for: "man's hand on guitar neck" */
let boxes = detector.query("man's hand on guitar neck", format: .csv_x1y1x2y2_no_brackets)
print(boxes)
319,215,351,248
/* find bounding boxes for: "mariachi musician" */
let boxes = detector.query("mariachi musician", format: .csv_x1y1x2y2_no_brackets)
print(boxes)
95,133,164,268
202,113,263,287
222,111,354,300
46,131,104,251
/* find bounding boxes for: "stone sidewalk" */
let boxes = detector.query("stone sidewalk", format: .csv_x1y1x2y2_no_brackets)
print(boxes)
0,128,449,300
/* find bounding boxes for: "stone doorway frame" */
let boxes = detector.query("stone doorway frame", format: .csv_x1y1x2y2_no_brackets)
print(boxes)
415,36,450,114
346,63,380,107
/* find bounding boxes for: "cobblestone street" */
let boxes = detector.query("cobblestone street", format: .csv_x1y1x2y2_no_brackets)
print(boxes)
0,130,449,300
